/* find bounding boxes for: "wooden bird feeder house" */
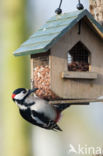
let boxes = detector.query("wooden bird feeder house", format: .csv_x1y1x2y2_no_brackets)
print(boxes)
14,9,103,104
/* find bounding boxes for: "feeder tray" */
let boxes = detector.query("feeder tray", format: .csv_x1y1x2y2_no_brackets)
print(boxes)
49,98,103,105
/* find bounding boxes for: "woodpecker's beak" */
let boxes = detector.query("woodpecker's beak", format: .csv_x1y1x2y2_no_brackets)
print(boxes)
29,88,38,94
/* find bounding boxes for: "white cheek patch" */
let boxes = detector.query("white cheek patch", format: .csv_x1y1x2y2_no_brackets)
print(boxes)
15,92,26,100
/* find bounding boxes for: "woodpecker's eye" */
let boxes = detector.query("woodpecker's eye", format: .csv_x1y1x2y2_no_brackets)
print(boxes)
22,90,26,94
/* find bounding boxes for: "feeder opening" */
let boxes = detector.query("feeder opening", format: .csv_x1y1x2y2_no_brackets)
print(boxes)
68,41,91,72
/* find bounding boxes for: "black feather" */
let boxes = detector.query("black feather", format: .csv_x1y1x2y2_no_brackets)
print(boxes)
19,109,62,131
13,88,26,95
53,103,71,112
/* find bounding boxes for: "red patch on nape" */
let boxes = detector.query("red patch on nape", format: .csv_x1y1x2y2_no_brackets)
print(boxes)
55,111,61,123
12,94,16,99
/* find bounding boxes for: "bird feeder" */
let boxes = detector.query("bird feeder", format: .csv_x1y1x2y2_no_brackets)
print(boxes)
14,9,103,103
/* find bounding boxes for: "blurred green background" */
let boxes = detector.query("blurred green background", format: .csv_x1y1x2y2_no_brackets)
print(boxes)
0,0,103,156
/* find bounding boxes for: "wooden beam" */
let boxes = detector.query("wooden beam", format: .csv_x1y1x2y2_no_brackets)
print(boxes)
61,71,97,79
49,98,103,105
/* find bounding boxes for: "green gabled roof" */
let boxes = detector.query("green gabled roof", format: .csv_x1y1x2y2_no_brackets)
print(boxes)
14,9,103,56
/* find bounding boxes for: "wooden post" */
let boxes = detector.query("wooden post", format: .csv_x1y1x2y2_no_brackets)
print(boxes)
31,57,34,89
89,0,103,25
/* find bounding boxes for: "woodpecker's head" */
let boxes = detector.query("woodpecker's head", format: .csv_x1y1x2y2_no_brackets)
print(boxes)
12,88,38,103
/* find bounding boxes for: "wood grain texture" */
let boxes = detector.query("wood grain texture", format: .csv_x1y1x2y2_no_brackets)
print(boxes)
49,98,103,105
50,21,103,99
14,10,103,56
61,71,97,79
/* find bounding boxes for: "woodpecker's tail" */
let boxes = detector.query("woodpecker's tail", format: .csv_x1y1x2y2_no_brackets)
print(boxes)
53,124,62,131
53,103,71,112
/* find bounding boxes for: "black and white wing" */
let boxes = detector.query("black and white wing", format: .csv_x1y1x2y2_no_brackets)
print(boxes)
31,110,62,131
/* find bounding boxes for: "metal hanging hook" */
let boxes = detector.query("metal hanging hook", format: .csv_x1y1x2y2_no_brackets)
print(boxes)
77,0,84,10
55,0,63,15
55,0,84,15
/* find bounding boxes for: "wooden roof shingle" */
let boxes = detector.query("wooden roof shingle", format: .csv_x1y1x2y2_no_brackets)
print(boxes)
14,9,103,56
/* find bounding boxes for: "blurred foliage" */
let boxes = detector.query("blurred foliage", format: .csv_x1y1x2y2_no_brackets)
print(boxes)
0,0,32,156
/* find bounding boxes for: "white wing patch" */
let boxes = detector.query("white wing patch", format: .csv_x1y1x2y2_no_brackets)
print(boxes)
31,114,46,126
30,98,56,120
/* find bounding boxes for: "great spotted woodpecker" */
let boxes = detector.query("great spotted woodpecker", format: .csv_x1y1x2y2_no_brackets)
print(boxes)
12,88,70,131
